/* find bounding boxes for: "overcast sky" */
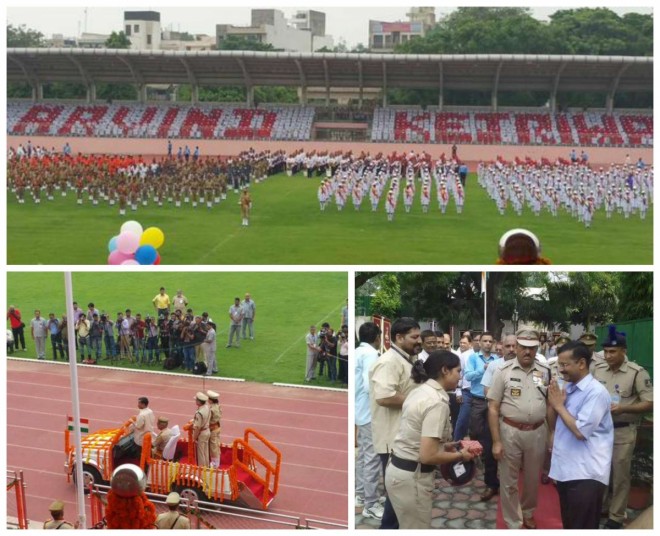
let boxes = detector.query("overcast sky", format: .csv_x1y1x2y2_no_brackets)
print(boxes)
7,3,653,48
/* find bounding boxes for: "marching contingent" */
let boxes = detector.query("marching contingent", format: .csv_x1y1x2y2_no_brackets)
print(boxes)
479,157,652,227
311,151,467,220
8,143,652,228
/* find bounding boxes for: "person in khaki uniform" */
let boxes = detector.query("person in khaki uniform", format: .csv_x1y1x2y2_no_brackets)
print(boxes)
578,332,606,371
385,351,475,529
152,416,174,460
155,492,191,529
488,328,550,529
43,500,77,529
592,327,653,529
368,317,422,529
192,392,211,467
207,390,222,468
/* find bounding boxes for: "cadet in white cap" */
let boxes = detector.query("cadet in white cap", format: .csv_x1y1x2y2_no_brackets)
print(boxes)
192,392,211,467
155,492,191,529
44,500,77,529
207,390,222,468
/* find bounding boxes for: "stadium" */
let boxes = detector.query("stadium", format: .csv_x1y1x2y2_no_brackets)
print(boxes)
7,48,653,264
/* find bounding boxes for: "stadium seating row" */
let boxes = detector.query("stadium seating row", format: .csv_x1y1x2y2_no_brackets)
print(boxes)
7,102,315,141
371,109,653,147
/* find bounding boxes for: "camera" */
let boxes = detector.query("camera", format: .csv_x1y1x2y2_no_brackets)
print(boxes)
100,314,107,321
319,329,327,338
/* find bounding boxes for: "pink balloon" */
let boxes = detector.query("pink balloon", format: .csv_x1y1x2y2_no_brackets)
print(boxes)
108,250,133,265
121,259,140,265
116,231,141,254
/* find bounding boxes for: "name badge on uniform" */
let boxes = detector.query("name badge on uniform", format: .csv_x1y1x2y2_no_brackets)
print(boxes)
511,388,522,398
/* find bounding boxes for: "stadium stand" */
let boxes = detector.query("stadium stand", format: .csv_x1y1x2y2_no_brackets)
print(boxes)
7,102,316,141
370,108,653,148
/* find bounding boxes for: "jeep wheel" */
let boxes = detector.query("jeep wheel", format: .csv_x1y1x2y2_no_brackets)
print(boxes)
174,484,208,504
73,464,103,494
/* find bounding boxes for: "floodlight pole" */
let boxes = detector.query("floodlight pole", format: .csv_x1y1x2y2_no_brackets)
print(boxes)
64,272,87,530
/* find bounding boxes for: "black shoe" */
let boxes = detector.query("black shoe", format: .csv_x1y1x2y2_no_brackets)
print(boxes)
603,520,623,529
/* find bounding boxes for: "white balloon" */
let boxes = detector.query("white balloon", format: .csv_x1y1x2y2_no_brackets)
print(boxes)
120,220,143,238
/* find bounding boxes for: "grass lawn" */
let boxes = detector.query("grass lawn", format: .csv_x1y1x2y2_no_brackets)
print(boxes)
7,173,653,264
6,272,347,386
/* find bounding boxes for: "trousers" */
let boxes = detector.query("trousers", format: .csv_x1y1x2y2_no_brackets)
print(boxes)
557,479,607,529
356,423,382,508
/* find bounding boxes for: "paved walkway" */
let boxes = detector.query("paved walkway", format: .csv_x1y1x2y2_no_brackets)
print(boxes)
356,466,647,530
356,468,497,530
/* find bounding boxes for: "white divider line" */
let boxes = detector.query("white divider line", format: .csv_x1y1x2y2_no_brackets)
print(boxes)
273,382,347,392
6,357,245,382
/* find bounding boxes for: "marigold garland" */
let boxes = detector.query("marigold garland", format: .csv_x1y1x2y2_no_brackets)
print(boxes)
105,490,156,529
496,256,552,265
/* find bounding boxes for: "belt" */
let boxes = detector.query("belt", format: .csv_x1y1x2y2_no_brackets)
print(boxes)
471,394,485,400
613,422,633,429
390,454,435,473
503,417,545,431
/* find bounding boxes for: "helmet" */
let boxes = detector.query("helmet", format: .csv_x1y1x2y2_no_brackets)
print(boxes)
439,457,477,486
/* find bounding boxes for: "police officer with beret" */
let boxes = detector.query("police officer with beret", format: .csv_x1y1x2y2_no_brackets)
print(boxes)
44,500,78,529
592,327,653,529
488,329,551,529
385,351,475,529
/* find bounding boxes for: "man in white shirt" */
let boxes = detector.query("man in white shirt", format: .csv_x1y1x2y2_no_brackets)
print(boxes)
130,396,156,460
416,330,437,363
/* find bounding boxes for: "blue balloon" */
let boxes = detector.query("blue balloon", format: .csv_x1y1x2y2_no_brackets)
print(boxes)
135,245,158,265
108,235,118,253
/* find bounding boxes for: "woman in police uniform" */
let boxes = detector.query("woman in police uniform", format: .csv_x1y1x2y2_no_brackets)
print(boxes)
385,351,475,529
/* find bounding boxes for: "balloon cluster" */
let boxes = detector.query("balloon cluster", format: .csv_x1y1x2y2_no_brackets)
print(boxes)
107,221,165,265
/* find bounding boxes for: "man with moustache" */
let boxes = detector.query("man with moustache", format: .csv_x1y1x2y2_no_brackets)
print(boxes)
487,329,550,529
416,329,437,363
548,341,613,529
464,331,499,501
368,317,422,529
592,328,653,529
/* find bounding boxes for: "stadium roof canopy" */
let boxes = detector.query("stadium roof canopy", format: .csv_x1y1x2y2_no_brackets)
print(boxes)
7,48,653,107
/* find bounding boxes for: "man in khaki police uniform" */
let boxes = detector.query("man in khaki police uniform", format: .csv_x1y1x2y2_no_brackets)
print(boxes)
368,317,422,530
578,332,605,370
44,500,77,529
207,390,222,468
155,492,191,529
592,328,653,529
152,416,174,460
192,392,211,466
488,328,551,529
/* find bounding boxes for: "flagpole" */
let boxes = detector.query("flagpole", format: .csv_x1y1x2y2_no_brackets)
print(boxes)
483,272,487,332
65,272,87,529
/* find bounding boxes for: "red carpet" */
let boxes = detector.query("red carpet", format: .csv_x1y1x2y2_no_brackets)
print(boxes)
496,475,563,529
236,467,266,501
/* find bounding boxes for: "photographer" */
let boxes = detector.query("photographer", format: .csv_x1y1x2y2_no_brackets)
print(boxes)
180,319,197,372
102,314,116,360
89,313,104,363
7,305,26,352
75,315,91,362
319,322,337,382
47,313,65,361
158,312,171,360
144,316,159,364
132,314,147,364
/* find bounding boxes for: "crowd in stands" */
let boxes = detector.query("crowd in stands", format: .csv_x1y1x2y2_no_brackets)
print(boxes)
371,109,653,147
7,102,315,141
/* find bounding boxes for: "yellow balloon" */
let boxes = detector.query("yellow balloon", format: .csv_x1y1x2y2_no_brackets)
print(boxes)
140,227,165,249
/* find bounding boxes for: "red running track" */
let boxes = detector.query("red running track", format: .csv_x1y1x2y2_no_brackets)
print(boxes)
6,359,348,527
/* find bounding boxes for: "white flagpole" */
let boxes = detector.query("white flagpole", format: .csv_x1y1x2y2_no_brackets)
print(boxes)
483,272,488,332
64,272,87,529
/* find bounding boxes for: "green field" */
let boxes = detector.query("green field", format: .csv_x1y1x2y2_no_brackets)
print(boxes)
6,272,347,386
6,173,653,264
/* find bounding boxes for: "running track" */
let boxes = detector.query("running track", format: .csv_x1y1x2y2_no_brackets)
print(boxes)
6,359,348,527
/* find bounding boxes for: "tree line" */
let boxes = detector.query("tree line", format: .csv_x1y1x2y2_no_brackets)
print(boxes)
356,272,652,341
